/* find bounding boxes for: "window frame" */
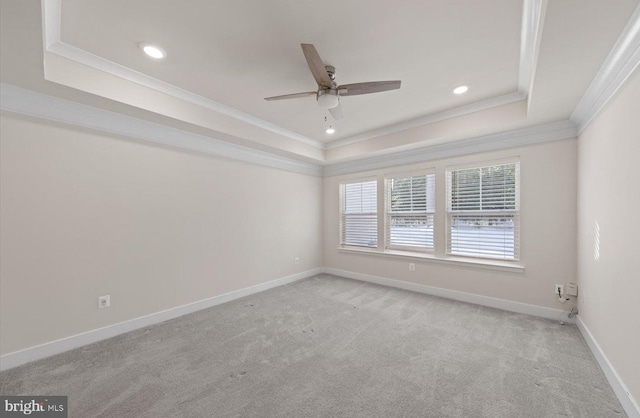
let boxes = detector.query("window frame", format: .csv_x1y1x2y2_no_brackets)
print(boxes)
445,158,520,261
339,177,378,249
384,170,436,253
335,157,524,272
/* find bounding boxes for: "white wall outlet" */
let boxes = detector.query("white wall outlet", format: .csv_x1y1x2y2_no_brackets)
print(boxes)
567,283,578,296
98,295,110,309
409,263,415,271
554,284,564,296
294,257,299,264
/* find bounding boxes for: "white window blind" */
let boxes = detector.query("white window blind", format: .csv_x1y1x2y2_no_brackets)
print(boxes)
446,161,520,260
340,180,377,248
385,173,435,251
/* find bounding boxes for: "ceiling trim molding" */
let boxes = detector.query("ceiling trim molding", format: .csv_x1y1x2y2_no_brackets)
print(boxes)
325,91,526,149
40,0,325,150
326,0,543,150
41,0,543,151
0,84,578,180
323,120,578,177
0,83,323,177
571,3,640,134
41,0,60,50
518,0,547,94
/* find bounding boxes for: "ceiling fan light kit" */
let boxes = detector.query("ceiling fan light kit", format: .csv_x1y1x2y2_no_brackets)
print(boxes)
317,89,340,109
265,43,401,127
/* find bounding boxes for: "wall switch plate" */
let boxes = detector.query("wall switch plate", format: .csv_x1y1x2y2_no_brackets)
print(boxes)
409,263,415,271
98,295,110,309
294,257,299,264
567,283,578,296
554,284,564,296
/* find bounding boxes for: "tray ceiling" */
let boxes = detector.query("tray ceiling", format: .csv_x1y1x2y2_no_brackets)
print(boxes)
59,0,522,143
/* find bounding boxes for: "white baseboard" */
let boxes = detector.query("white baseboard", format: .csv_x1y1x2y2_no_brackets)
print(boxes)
0,268,322,371
576,317,640,418
322,268,572,322
5,266,635,418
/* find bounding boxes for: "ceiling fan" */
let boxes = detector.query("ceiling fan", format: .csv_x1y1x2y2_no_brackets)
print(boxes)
264,44,401,120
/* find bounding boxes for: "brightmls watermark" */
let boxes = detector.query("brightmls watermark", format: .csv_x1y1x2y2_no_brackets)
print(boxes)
0,397,67,417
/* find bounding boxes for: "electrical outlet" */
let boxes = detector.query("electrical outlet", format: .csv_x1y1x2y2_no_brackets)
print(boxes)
294,257,299,264
98,295,110,309
554,284,564,296
567,283,578,296
409,263,415,271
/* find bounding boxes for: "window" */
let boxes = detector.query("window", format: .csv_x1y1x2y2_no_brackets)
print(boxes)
446,161,520,260
340,180,377,248
385,172,435,251
337,158,523,269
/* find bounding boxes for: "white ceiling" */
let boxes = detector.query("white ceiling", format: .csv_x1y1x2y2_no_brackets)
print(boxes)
1,0,639,164
60,0,522,142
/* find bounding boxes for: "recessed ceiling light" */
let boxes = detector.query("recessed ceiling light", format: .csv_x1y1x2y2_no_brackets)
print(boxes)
453,85,469,95
139,43,166,59
326,127,336,134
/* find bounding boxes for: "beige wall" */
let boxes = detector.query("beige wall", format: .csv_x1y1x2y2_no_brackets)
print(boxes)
4,71,637,412
577,69,640,403
0,112,323,355
324,139,578,309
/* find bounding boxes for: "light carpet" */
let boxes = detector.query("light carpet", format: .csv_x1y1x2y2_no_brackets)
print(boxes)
0,274,626,417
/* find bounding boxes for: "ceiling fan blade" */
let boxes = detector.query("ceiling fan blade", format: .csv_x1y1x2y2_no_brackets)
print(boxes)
301,44,333,88
264,91,317,101
338,80,401,96
329,102,343,120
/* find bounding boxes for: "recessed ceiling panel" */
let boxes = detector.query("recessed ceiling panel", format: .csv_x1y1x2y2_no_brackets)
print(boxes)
60,0,522,142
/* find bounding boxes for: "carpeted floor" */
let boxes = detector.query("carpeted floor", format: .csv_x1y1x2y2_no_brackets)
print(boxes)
0,274,626,417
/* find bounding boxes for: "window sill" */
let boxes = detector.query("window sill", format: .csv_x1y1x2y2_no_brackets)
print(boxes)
337,247,525,273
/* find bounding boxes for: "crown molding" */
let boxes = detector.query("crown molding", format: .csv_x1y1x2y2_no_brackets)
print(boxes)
325,91,526,149
323,120,577,177
518,0,547,95
41,0,544,151
40,0,324,150
1,84,579,179
0,84,323,177
571,3,640,134
325,0,545,150
41,0,60,50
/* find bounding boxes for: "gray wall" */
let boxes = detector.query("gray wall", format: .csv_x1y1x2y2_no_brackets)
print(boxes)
577,68,640,404
0,113,323,355
323,139,578,310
